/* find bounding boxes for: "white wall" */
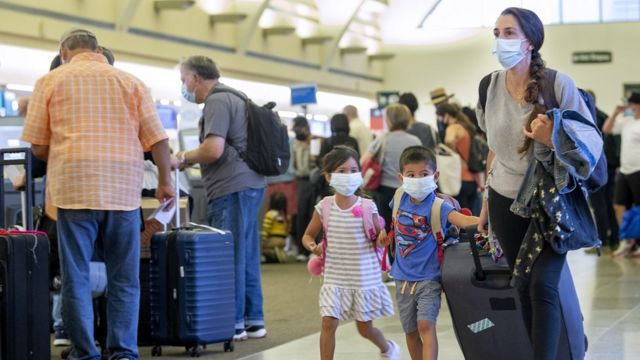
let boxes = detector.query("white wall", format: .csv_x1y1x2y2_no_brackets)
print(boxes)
383,22,640,127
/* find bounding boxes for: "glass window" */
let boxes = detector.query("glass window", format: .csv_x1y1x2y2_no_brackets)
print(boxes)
481,0,523,27
602,0,640,22
522,0,561,24
562,0,600,23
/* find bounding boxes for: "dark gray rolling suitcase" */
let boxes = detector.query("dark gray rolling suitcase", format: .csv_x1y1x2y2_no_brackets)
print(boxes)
441,226,585,360
148,170,235,357
0,148,50,360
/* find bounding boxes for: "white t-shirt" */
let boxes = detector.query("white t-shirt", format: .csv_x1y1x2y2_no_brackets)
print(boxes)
349,118,373,155
612,116,640,175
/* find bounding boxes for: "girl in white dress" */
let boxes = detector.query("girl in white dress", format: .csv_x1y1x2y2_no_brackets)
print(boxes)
303,145,400,360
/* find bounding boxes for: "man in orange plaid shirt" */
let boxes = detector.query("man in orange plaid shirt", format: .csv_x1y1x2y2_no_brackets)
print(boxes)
22,28,174,360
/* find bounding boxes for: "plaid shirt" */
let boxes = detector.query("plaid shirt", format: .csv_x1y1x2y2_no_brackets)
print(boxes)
22,52,167,211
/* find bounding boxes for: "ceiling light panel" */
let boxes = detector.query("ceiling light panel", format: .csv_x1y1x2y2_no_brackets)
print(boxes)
360,0,388,14
197,0,231,14
259,8,293,27
316,0,362,26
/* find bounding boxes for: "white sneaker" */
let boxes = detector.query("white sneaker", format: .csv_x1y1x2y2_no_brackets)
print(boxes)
612,240,635,257
381,340,401,360
296,254,309,262
233,329,248,341
246,325,267,339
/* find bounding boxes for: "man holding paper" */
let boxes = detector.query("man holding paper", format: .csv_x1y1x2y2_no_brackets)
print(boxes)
21,28,174,359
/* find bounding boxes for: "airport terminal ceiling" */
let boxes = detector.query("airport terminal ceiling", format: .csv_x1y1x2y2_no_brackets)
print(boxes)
0,0,638,93
0,0,639,124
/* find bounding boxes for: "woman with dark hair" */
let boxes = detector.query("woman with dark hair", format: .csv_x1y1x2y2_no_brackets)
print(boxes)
318,113,360,161
476,7,599,359
315,113,360,200
360,104,422,231
436,103,480,214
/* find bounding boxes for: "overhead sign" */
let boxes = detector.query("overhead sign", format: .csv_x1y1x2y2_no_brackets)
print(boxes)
376,91,400,109
572,51,612,64
290,83,317,106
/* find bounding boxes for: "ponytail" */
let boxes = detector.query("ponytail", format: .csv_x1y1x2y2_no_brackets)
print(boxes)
519,49,547,155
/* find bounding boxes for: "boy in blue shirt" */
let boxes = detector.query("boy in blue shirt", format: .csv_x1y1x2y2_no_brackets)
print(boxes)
390,146,479,360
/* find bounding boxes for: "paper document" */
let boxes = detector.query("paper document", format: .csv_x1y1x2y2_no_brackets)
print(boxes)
4,165,23,183
310,138,321,156
147,199,176,226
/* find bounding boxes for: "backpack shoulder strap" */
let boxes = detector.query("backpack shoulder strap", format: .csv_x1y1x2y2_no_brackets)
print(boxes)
360,198,377,242
431,196,446,264
211,85,248,102
391,187,405,220
541,69,559,110
479,72,495,112
430,197,445,241
320,196,333,236
318,196,334,261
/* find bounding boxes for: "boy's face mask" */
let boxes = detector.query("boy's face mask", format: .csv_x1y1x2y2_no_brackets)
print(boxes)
402,175,437,201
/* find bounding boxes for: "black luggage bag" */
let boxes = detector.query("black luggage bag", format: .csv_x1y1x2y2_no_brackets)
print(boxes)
441,226,585,360
0,148,50,360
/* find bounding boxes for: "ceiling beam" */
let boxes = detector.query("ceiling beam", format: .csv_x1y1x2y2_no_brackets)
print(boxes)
115,0,142,32
322,0,367,70
417,0,443,28
238,0,272,55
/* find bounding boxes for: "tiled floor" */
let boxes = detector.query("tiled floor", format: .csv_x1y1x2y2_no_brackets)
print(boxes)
240,252,640,360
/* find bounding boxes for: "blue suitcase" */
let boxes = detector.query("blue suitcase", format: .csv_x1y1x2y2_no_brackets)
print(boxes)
148,173,235,357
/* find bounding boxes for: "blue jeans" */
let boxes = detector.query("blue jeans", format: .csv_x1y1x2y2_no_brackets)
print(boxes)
57,209,140,360
52,293,63,331
208,188,265,330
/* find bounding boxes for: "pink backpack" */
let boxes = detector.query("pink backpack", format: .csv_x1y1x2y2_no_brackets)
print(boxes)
309,196,388,276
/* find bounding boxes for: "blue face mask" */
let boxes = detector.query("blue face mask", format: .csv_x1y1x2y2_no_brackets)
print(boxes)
181,83,196,103
492,38,526,70
624,107,636,117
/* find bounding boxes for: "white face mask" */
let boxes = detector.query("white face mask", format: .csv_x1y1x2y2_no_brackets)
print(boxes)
492,38,526,70
402,175,437,202
329,173,363,196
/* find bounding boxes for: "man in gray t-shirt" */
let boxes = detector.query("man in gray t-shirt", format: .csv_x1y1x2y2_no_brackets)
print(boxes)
174,56,267,341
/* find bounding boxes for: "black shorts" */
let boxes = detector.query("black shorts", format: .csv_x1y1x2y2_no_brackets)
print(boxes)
614,170,640,208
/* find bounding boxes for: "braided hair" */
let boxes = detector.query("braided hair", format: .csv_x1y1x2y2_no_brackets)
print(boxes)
501,7,547,155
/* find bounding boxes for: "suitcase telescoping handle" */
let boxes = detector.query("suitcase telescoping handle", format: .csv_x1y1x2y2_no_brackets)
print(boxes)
174,168,180,229
465,225,486,281
0,147,34,230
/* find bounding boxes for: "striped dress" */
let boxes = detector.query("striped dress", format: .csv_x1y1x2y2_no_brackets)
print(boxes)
315,197,394,321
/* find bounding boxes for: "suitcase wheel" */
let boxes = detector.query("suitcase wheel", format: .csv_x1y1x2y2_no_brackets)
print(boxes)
224,340,234,352
151,345,162,357
189,345,203,357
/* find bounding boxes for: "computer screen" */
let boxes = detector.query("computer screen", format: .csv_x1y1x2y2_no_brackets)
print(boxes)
180,131,200,151
178,128,202,182
156,105,177,129
0,118,29,153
